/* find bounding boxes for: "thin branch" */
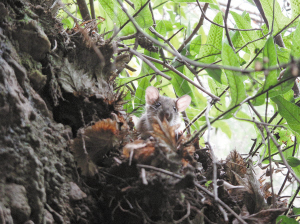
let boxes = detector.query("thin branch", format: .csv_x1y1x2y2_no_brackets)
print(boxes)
253,0,269,28
167,27,184,42
274,12,300,38
124,0,135,9
142,54,220,100
178,3,209,53
173,201,190,224
265,91,276,207
223,0,235,51
267,131,276,207
116,0,259,74
193,182,247,224
278,137,297,196
233,111,286,129
110,0,151,41
277,171,290,196
128,48,171,80
183,87,229,133
137,164,246,224
148,2,156,28
205,99,228,221
153,1,168,10
77,0,91,21
284,186,300,215
119,33,137,41
185,75,297,145
248,101,300,185
136,164,182,178
270,0,275,34
56,1,83,22
89,0,95,19
196,0,262,32
262,145,294,162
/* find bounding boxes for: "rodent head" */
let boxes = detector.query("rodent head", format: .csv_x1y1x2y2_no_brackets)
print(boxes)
145,86,191,125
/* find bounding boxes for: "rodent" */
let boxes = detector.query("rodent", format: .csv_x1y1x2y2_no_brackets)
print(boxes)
136,86,191,139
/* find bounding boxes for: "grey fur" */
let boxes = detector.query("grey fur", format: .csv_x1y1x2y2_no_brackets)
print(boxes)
137,87,191,139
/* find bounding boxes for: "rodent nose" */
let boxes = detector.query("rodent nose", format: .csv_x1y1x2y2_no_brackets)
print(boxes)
165,112,171,120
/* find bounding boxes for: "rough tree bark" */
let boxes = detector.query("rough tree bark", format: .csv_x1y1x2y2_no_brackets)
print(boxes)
0,0,114,223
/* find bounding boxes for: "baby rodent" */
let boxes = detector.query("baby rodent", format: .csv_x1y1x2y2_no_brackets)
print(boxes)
137,86,191,139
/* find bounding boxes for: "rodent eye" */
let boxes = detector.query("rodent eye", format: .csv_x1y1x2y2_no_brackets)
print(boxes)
173,106,177,112
155,102,161,108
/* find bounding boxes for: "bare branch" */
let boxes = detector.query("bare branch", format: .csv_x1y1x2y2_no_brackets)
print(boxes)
77,0,91,21
248,101,300,185
142,54,220,100
196,0,262,32
178,3,209,53
223,0,235,51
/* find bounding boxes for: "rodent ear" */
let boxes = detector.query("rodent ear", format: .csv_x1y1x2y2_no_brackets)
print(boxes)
176,95,191,112
145,86,159,104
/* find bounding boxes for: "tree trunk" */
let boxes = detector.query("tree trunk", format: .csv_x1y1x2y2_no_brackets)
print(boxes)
0,0,109,223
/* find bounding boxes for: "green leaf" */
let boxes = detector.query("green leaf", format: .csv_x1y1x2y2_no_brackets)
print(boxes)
272,95,300,135
283,32,294,49
206,68,223,84
291,0,300,22
282,89,294,102
156,20,167,38
190,35,201,56
277,215,299,224
221,43,246,118
165,70,195,103
260,0,291,34
170,0,213,2
61,17,73,29
291,20,300,59
246,0,255,5
263,37,278,85
287,157,300,167
99,0,153,36
98,0,128,27
116,76,138,86
264,128,295,160
212,121,232,138
198,12,223,64
131,0,153,29
293,207,300,215
231,11,264,53
231,30,250,53
123,91,133,113
291,164,300,183
198,12,223,82
276,46,291,65
252,37,279,105
134,76,151,116
268,68,295,100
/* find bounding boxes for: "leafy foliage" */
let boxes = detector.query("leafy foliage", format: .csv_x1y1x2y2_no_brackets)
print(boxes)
59,0,300,222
